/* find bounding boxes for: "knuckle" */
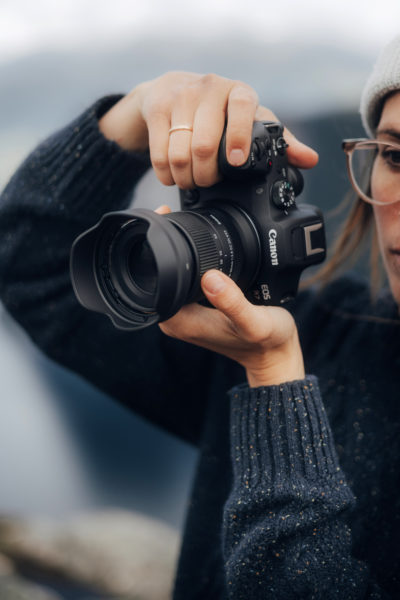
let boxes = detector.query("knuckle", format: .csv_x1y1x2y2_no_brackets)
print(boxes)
230,94,255,111
175,83,197,104
230,83,258,106
199,72,221,88
192,138,216,160
151,154,170,171
164,70,185,81
223,295,244,319
145,99,166,120
169,151,190,170
243,329,264,345
229,318,265,347
228,131,248,150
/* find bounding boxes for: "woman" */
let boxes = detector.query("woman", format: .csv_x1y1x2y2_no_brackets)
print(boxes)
0,37,399,598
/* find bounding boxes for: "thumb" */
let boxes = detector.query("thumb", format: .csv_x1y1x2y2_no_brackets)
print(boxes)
201,270,266,338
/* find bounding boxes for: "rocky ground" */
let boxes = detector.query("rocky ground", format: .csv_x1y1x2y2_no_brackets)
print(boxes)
0,509,180,600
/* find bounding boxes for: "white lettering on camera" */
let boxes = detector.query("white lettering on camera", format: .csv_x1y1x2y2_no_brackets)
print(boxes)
261,283,271,300
268,229,279,266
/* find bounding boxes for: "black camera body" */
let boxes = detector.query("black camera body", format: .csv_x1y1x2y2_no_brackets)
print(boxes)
70,121,326,331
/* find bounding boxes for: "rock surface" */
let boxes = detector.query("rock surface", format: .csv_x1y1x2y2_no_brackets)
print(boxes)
0,509,180,600
0,575,62,600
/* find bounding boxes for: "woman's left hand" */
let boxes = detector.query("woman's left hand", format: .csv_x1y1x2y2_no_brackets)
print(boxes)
157,237,305,388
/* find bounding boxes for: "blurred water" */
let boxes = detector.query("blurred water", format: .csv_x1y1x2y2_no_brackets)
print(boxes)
0,304,93,515
0,299,198,528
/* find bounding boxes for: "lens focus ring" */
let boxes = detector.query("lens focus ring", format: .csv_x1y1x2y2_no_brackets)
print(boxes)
188,228,220,275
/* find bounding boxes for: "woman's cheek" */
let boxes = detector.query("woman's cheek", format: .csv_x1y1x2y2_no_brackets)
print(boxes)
373,203,400,307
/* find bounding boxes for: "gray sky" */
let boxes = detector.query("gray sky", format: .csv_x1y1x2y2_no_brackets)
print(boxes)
1,0,399,64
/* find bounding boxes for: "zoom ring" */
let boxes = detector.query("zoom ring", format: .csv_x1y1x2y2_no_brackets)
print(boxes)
167,212,222,277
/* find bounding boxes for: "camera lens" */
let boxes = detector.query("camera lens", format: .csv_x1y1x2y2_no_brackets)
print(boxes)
162,205,260,306
105,220,159,313
70,206,260,331
127,237,157,294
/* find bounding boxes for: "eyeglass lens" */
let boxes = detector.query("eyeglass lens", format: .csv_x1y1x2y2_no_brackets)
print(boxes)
350,143,400,204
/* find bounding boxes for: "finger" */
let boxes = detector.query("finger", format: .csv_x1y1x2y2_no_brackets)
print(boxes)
146,111,175,186
159,302,248,363
168,129,194,189
282,128,319,169
200,270,270,341
159,302,222,342
183,73,232,185
154,205,172,214
225,82,259,166
201,270,296,347
168,86,198,189
191,88,230,187
255,105,319,169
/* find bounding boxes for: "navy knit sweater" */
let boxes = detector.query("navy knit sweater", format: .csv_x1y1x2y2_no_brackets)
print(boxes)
0,97,399,598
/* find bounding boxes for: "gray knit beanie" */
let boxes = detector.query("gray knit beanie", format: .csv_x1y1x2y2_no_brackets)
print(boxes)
360,35,400,137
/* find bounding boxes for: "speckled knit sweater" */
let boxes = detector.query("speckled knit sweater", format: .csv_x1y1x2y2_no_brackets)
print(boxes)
0,97,399,599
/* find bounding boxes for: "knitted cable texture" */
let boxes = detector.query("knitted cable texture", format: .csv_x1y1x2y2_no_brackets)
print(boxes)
360,35,400,136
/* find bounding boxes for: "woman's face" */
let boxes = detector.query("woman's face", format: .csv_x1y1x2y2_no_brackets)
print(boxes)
372,91,400,305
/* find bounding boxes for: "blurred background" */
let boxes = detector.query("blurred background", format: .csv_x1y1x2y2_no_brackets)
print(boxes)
0,1,399,597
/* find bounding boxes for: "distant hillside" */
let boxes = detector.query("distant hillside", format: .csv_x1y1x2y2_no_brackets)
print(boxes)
0,36,370,132
0,35,368,240
0,37,370,191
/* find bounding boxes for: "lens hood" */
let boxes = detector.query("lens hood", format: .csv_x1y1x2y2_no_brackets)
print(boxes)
70,208,195,330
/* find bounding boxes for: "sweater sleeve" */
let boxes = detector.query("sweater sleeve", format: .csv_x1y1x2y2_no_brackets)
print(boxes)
222,377,388,599
0,96,213,445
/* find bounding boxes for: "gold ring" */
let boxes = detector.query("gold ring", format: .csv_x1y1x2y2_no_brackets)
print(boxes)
169,125,193,134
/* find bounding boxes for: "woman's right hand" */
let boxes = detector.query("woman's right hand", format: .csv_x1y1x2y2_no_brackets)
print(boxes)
99,71,318,189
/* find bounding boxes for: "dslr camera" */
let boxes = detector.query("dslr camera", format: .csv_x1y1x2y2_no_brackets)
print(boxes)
70,121,326,331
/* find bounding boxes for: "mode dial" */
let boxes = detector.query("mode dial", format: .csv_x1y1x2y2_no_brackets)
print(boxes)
272,180,296,210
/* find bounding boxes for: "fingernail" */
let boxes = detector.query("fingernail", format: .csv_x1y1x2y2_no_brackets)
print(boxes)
203,271,226,294
229,149,245,166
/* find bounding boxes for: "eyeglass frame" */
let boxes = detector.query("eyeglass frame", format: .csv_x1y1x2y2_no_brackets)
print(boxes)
342,138,400,206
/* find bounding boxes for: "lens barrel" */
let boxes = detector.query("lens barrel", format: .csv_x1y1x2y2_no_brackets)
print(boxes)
70,205,259,330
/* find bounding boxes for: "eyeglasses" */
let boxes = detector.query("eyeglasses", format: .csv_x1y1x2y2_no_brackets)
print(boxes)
342,138,400,206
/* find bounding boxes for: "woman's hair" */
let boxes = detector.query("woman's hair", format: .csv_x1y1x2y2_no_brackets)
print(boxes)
303,192,383,299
